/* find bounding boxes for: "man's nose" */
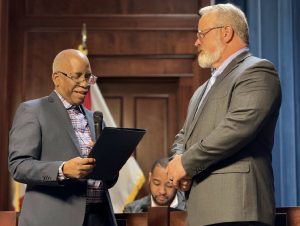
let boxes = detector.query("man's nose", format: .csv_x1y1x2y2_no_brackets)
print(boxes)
79,79,89,87
158,186,166,194
195,38,201,47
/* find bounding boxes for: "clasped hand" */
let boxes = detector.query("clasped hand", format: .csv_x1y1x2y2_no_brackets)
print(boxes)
63,157,96,179
167,154,192,191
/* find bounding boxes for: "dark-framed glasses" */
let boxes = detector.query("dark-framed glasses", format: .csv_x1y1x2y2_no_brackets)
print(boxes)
55,71,98,85
197,26,224,39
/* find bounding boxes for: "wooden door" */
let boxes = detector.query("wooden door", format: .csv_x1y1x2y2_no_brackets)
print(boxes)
100,77,179,195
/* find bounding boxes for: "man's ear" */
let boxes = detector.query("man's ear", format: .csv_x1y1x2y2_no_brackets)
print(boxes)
52,73,60,87
148,172,152,184
223,25,234,43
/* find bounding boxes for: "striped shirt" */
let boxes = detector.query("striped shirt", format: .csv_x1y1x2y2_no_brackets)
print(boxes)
55,90,104,203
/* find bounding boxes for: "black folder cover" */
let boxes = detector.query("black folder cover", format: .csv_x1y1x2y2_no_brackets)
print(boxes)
87,127,146,180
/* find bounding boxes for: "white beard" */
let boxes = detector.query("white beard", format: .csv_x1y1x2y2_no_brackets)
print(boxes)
197,38,224,68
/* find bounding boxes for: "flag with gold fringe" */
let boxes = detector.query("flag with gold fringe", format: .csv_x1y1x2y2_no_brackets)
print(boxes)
11,179,26,212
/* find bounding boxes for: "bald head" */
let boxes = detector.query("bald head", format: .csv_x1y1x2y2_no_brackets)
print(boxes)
51,49,92,105
52,49,90,74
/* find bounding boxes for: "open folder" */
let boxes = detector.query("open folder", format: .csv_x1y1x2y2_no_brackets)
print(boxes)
87,127,146,180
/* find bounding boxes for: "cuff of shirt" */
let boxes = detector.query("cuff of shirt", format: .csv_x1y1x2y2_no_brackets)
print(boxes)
58,162,69,181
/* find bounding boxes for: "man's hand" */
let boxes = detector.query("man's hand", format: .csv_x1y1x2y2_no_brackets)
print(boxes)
166,155,187,188
179,176,192,192
63,157,96,179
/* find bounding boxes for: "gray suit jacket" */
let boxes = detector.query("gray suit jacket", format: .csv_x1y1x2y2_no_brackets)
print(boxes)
123,191,187,213
171,51,281,226
8,91,117,226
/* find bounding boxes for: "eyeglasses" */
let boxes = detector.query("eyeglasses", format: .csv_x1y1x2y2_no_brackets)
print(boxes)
55,71,97,85
197,26,224,39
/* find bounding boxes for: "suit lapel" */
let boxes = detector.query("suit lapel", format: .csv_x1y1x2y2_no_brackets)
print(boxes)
48,91,81,154
188,82,209,123
185,51,252,143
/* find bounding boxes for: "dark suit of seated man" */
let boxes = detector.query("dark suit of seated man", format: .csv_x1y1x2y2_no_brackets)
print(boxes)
123,158,189,213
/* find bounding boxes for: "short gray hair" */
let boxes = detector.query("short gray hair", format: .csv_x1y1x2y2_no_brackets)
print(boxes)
199,3,249,44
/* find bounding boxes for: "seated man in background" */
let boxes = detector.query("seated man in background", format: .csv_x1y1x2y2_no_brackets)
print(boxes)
123,157,189,213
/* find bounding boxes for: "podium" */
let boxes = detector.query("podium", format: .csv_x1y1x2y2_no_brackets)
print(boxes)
116,207,300,226
0,211,18,226
115,206,187,226
276,207,300,226
2,207,300,226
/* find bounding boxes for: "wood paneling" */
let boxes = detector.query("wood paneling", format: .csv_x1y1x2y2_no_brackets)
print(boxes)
135,97,170,166
0,0,9,211
91,56,194,77
99,78,178,147
105,97,123,126
20,28,198,100
88,30,197,55
1,0,211,210
99,78,178,196
25,0,199,15
23,15,199,31
0,211,18,226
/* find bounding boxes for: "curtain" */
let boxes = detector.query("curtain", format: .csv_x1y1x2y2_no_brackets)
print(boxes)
215,0,300,207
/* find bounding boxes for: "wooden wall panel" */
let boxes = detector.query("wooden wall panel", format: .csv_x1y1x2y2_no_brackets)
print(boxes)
24,31,82,100
0,0,9,211
24,15,198,30
91,57,194,77
135,97,169,177
105,97,123,126
1,0,212,209
98,78,178,150
88,30,196,55
25,0,199,15
99,78,178,196
135,96,171,154
23,29,197,57
22,28,197,99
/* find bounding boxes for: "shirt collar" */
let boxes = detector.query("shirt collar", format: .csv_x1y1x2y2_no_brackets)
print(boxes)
54,90,82,111
150,193,179,208
213,47,249,78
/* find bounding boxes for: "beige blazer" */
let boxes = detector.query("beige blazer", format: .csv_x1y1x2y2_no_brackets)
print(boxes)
171,51,281,226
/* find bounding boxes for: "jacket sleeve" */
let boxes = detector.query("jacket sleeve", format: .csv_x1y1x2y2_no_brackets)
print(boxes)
181,60,281,177
8,102,63,186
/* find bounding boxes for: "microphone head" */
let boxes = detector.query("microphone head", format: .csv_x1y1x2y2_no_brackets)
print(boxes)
93,111,103,123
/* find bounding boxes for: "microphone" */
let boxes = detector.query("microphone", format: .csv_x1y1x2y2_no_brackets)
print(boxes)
93,111,103,140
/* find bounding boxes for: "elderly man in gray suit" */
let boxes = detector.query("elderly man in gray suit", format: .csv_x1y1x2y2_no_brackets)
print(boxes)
167,3,281,226
9,49,118,226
